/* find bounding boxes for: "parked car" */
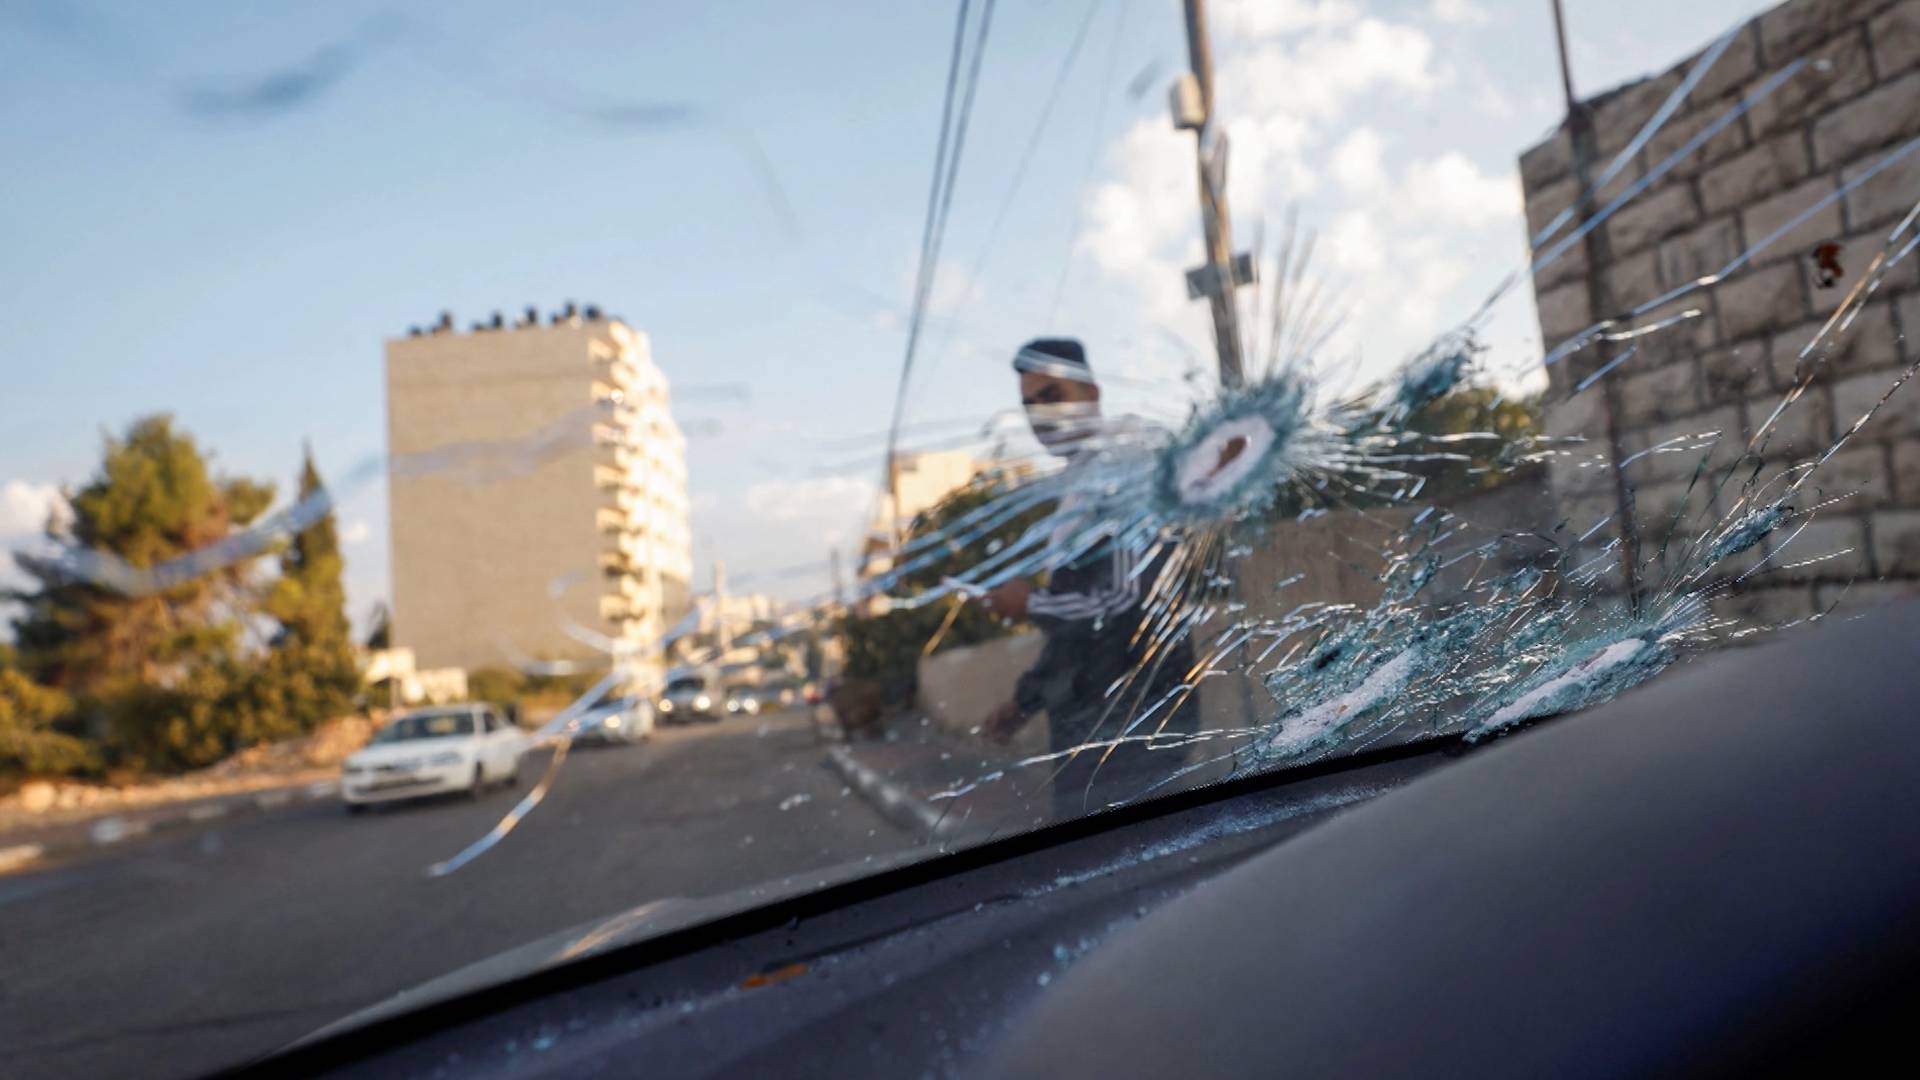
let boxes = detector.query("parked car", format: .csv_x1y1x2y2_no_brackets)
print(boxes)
572,699,652,746
658,667,721,724
342,704,526,810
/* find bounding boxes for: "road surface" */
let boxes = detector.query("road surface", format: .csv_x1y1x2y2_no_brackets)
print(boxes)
1,709,915,1080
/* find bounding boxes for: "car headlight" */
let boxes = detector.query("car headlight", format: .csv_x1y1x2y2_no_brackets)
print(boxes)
428,751,465,766
658,700,673,712
695,695,711,710
605,715,622,729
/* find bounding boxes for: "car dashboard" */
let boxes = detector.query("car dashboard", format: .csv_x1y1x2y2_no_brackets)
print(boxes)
234,602,1920,1079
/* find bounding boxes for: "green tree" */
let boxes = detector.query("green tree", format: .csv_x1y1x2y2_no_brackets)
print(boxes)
840,475,1049,709
0,664,97,777
259,448,359,729
1403,387,1545,499
6,414,276,770
9,415,272,693
467,666,527,707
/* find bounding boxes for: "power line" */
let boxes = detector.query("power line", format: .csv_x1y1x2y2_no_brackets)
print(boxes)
924,0,1102,367
869,0,977,566
881,0,997,545
1047,0,1132,326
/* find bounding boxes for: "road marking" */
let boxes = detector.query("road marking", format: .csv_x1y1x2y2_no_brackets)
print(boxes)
825,746,967,841
187,803,230,822
0,843,45,875
305,780,338,798
90,816,149,845
255,790,292,809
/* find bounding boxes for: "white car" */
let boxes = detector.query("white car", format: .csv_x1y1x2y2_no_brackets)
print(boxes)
571,700,653,746
658,667,722,723
342,704,526,810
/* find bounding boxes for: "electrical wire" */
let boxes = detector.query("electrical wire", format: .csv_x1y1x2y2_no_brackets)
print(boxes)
880,0,998,542
923,0,1102,369
1047,0,1133,325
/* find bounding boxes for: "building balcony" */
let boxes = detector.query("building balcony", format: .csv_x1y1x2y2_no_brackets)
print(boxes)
594,438,637,467
592,464,634,492
596,354,639,389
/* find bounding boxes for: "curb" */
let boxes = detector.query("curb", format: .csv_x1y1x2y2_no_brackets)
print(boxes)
823,745,975,843
0,843,45,874
0,778,342,878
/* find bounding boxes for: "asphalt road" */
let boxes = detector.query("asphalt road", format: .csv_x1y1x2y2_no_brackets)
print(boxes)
0,709,915,1080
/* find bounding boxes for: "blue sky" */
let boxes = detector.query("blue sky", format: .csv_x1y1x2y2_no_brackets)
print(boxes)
0,0,1772,629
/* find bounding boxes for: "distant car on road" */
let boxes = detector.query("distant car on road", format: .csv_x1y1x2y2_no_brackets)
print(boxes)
342,704,526,811
658,667,721,724
727,685,789,716
571,699,652,746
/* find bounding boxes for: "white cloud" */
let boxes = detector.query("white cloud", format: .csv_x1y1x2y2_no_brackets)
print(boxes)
1,482,66,612
1215,0,1361,38
1429,0,1491,26
1070,0,1544,385
742,475,876,521
1329,127,1387,193
0,481,64,536
1079,9,1445,332
341,519,371,545
1403,153,1522,226
1323,209,1386,274
1235,19,1438,122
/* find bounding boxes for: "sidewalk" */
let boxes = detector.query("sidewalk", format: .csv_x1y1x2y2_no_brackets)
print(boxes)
0,714,380,877
821,716,1055,844
0,774,345,877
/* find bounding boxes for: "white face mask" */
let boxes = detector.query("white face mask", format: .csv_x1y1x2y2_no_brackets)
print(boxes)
1026,403,1099,455
1029,416,1073,451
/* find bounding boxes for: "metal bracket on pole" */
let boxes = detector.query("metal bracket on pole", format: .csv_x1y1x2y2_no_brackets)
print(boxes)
1184,252,1256,301
1169,72,1206,130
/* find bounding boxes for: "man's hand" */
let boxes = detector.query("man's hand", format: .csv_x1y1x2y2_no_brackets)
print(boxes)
984,699,1027,744
981,579,1032,621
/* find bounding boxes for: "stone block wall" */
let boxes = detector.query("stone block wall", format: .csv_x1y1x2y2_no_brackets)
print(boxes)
1522,0,1920,624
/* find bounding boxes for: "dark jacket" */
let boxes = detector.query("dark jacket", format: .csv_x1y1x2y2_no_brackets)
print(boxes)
1014,539,1195,750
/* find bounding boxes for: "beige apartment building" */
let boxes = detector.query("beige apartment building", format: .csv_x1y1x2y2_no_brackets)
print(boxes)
385,307,692,683
855,449,991,614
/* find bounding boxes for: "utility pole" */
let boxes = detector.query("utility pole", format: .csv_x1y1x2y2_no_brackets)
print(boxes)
712,560,732,654
1548,0,1644,610
1174,0,1252,388
1549,0,1579,111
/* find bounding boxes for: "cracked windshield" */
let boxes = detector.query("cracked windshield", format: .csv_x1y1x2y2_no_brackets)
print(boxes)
6,0,1920,1076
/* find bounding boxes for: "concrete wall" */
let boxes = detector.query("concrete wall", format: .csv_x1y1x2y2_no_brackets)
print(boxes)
915,484,1557,773
917,632,1050,758
1521,0,1920,624
1194,481,1560,761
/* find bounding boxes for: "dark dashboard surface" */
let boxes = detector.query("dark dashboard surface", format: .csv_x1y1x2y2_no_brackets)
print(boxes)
248,751,1450,1078
248,601,1920,1079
